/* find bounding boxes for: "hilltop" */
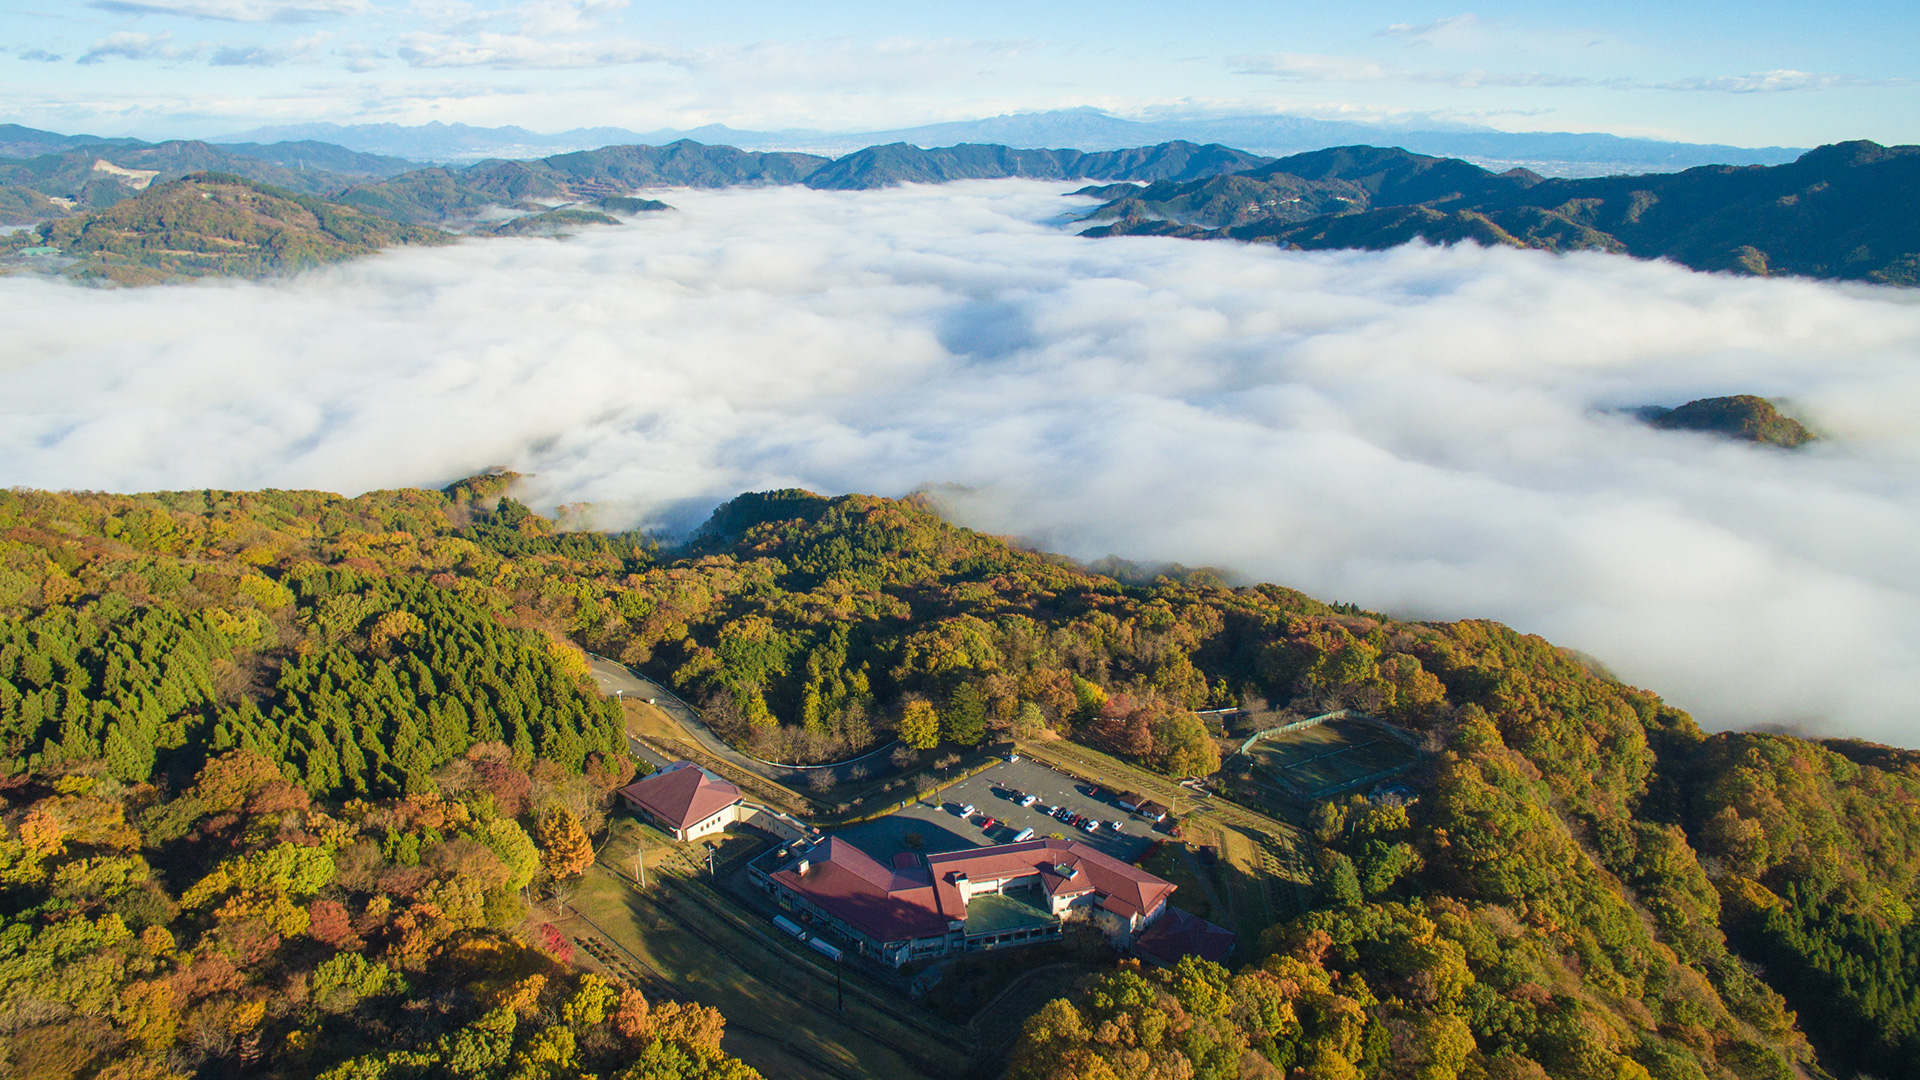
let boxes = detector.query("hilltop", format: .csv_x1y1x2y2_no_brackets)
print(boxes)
1642,395,1817,447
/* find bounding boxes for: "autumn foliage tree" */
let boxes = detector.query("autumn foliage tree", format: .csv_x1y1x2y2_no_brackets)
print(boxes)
535,808,595,880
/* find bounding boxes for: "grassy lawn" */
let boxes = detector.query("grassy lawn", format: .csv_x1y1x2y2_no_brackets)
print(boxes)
622,698,687,743
566,863,961,1080
1216,823,1278,945
1139,840,1215,922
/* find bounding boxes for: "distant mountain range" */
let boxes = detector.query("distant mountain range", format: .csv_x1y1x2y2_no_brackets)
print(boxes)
1081,141,1920,285
208,109,1803,177
4,118,1915,290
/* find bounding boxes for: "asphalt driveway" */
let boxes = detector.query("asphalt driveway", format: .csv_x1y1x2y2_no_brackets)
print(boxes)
829,757,1159,865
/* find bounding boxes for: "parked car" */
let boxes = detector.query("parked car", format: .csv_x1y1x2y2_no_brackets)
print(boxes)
1019,794,1039,807
1080,819,1098,832
1109,821,1125,832
981,817,998,831
958,803,976,817
1086,785,1103,798
1053,807,1071,821
1006,788,1024,801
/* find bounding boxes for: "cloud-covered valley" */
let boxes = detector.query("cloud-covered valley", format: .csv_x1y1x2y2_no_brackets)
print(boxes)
6,181,1920,743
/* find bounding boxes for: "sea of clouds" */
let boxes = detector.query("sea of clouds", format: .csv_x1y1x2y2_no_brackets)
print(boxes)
5,181,1920,742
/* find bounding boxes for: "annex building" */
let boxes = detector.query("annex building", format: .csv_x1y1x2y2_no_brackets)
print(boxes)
750,835,1178,968
616,761,744,842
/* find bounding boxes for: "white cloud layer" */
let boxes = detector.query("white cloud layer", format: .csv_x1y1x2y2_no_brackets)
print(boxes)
4,182,1920,744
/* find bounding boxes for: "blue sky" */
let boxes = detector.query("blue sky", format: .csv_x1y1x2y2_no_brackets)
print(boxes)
2,0,1915,145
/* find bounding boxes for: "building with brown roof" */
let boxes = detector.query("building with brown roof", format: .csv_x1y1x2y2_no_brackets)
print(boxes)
616,761,743,842
751,835,1176,967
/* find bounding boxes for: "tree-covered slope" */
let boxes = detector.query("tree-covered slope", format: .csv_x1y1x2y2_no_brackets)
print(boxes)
1084,140,1920,285
332,141,830,222
4,478,1916,1079
0,478,767,1080
801,140,1272,189
29,173,452,282
0,140,373,225
1640,396,1815,448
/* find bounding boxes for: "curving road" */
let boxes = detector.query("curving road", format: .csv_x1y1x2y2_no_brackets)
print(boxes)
587,654,903,788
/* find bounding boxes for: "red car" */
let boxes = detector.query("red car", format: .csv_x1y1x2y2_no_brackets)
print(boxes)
980,817,998,831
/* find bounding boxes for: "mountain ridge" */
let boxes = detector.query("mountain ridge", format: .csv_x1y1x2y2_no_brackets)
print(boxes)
1083,140,1920,285
200,109,1803,176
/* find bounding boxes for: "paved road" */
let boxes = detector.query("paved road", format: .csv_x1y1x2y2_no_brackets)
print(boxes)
587,654,901,788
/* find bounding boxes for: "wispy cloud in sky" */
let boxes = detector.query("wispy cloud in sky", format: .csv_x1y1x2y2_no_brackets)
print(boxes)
5,0,1911,144
89,0,367,22
78,30,196,65
4,182,1920,742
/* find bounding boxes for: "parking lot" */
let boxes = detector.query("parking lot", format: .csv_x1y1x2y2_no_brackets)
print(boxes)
828,757,1161,865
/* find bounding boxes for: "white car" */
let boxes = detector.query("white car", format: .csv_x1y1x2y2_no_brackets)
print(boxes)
1109,821,1125,832
958,803,977,817
1019,794,1039,807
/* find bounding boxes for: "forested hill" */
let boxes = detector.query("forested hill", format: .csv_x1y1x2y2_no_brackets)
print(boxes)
9,125,1918,286
6,477,1920,1079
1083,140,1920,285
0,136,415,226
18,173,452,284
329,138,1271,221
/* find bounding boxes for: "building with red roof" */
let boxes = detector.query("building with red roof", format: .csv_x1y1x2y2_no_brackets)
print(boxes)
750,835,1176,967
616,761,743,842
